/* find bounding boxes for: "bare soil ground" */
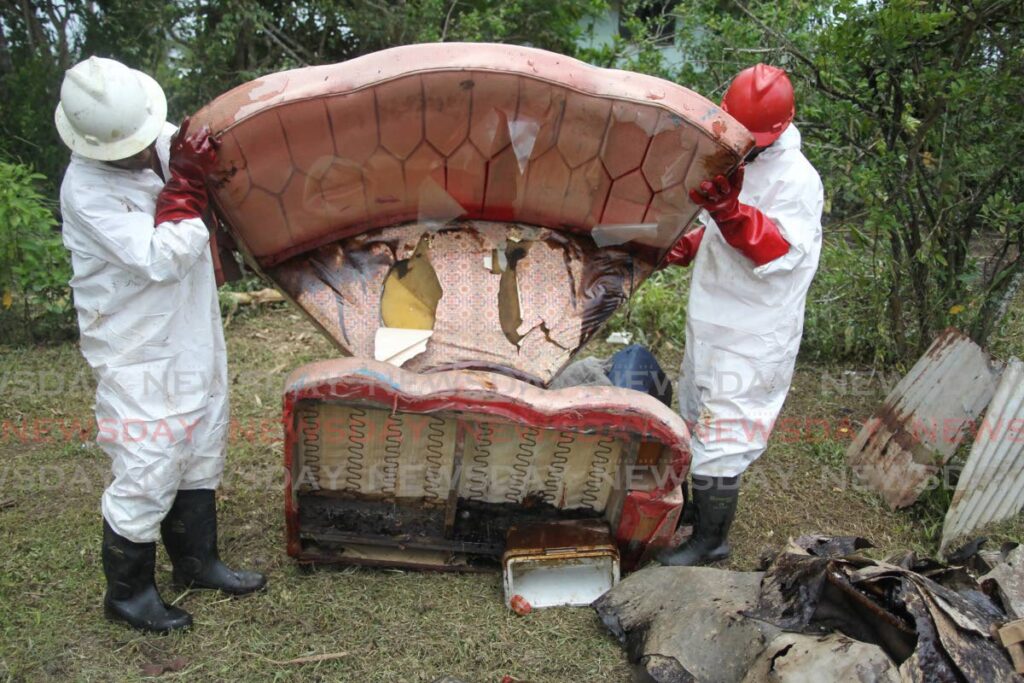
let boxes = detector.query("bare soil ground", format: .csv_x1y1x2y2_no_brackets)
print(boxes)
1,305,1020,682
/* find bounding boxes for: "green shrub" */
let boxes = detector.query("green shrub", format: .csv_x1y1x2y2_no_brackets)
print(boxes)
607,266,691,352
611,235,896,365
802,231,896,364
0,161,73,343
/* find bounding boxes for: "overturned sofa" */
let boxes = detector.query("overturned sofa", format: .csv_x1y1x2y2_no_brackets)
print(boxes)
191,43,753,570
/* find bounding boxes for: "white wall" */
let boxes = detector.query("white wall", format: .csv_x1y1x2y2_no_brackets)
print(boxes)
576,3,691,71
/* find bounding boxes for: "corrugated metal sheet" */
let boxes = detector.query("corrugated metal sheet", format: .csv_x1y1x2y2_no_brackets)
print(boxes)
941,358,1024,551
847,328,1003,509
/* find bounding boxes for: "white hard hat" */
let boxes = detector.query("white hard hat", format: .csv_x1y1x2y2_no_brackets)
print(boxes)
54,56,167,161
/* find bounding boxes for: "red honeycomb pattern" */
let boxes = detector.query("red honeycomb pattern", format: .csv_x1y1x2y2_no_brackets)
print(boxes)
206,70,743,269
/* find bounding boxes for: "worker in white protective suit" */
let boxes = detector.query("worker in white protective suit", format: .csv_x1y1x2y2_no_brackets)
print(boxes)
656,64,823,566
56,56,265,633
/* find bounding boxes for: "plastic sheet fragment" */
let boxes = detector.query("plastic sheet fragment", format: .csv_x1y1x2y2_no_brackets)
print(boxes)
592,223,661,248
508,118,540,174
374,328,433,367
416,175,466,226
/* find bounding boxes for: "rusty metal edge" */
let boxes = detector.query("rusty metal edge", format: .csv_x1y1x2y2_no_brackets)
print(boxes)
847,328,1002,509
941,357,1024,552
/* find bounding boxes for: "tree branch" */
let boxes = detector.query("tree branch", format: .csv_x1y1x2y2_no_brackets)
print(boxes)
259,21,309,67
440,0,458,42
730,0,874,114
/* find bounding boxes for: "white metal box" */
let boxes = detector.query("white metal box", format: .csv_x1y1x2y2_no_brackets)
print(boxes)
502,520,620,609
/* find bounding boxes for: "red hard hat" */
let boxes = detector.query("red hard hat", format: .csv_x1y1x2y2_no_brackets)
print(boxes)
721,64,795,147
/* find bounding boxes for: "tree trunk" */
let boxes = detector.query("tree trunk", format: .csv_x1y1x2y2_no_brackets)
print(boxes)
972,267,1024,346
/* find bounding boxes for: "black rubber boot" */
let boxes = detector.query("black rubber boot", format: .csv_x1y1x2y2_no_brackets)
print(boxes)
102,520,192,633
657,475,740,566
161,489,266,595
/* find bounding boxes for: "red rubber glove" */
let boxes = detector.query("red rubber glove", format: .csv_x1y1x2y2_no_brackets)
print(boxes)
155,117,220,225
663,226,705,268
689,166,790,266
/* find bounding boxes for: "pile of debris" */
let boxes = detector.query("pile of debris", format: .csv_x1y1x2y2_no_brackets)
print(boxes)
593,535,1024,682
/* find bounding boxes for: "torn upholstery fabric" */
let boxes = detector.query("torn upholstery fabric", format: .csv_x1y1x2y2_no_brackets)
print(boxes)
271,222,650,384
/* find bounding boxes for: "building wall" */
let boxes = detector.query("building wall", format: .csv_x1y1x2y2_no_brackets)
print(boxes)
577,3,691,71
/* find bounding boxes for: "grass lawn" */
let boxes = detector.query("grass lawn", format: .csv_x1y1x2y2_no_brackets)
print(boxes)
1,304,1021,682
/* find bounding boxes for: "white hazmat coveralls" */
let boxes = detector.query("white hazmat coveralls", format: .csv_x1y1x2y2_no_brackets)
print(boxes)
681,124,823,478
60,123,229,543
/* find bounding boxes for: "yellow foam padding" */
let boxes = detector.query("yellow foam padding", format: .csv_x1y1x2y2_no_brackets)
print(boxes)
381,241,443,330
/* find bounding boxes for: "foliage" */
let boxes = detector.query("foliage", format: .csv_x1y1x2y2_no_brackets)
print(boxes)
0,161,73,342
989,287,1024,359
801,0,1024,357
608,266,692,351
170,0,603,112
802,232,896,363
0,0,604,340
610,233,898,363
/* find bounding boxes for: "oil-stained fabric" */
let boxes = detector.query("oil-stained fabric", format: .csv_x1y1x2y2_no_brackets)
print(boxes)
60,123,228,543
682,124,823,477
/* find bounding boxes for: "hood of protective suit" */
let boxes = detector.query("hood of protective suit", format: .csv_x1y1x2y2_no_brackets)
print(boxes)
761,123,802,156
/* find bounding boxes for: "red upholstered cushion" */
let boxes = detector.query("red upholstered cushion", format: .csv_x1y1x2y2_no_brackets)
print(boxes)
192,43,753,269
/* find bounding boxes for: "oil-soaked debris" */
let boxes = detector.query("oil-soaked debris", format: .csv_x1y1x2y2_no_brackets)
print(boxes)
593,535,1022,683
